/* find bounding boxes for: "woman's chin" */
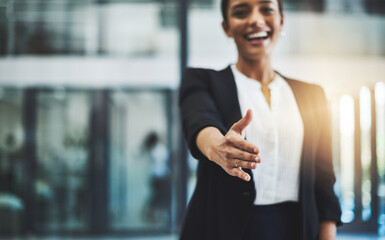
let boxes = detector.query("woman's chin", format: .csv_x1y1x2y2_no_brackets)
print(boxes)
241,51,272,61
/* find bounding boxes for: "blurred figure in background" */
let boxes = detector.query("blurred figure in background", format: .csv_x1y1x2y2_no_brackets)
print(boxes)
142,131,171,224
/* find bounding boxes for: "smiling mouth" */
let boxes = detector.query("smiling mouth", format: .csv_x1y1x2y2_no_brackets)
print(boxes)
245,31,270,41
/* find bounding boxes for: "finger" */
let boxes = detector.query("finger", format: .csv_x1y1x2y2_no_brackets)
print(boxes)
231,109,252,135
226,136,259,154
229,168,250,181
228,148,260,162
234,159,258,169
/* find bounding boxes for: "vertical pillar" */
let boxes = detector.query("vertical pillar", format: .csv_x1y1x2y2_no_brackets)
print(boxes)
22,89,37,234
89,90,109,234
370,87,379,227
176,0,189,232
354,95,363,221
5,0,14,55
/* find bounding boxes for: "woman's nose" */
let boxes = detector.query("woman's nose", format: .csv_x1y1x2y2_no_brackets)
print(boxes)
248,10,265,27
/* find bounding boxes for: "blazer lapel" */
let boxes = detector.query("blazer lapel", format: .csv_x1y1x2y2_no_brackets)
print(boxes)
216,65,243,129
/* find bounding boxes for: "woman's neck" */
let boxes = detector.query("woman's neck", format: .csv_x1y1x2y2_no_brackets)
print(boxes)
235,57,275,86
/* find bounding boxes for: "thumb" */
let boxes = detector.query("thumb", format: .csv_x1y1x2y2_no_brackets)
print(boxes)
231,109,252,135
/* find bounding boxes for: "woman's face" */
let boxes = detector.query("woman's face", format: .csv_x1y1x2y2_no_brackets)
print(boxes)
223,0,284,61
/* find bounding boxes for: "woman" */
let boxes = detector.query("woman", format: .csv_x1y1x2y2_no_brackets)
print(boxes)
179,0,342,239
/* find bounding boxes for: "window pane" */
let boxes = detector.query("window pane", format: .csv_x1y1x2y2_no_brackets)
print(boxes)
3,1,179,57
339,95,355,223
109,90,171,230
35,89,92,232
12,1,93,55
0,88,24,235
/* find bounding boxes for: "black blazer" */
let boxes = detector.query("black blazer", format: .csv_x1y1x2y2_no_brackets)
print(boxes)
179,66,342,240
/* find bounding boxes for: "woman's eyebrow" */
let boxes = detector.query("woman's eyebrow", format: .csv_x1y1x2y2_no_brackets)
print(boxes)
259,0,274,4
231,1,274,11
231,3,249,11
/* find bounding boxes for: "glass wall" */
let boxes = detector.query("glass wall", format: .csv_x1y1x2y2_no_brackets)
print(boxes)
0,88,24,235
35,89,92,232
0,88,174,236
0,0,180,236
3,0,178,57
109,90,171,231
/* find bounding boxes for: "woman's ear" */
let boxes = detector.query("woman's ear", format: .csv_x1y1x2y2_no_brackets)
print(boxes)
280,12,285,28
222,20,232,38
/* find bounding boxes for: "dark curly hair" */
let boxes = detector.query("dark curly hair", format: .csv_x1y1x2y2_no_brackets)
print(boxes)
221,0,283,27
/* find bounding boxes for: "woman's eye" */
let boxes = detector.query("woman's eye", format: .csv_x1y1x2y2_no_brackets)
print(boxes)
232,10,248,18
262,8,275,14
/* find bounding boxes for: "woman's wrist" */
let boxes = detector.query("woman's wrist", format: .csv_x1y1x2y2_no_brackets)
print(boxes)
196,126,223,161
318,221,336,240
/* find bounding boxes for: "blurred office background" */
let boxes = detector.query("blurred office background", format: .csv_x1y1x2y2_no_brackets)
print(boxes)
0,0,384,239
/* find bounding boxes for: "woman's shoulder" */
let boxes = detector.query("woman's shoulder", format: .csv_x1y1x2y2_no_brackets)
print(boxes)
183,66,231,77
277,71,325,94
182,66,232,86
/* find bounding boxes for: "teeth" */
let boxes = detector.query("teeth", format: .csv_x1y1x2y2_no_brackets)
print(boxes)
247,31,268,40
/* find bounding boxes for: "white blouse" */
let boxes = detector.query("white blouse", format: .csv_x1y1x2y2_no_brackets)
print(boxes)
231,65,304,205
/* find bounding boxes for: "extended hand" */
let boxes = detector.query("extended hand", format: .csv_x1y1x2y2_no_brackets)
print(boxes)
205,109,260,181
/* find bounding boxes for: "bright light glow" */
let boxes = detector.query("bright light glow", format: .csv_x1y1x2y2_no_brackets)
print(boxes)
376,82,385,106
340,95,355,135
339,94,355,223
360,87,371,132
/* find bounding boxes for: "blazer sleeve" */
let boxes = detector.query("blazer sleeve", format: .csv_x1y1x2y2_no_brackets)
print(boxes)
179,68,227,161
313,85,343,226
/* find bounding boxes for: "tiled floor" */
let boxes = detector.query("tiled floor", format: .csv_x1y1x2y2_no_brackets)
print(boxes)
2,235,385,240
